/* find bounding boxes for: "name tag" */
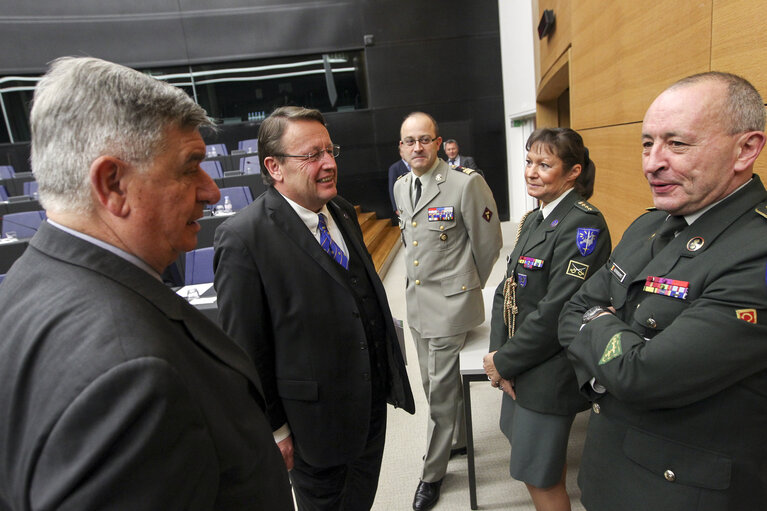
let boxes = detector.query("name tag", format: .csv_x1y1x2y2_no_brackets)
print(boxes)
428,206,454,221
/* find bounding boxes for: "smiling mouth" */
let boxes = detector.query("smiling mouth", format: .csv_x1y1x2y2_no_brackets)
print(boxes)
317,176,334,184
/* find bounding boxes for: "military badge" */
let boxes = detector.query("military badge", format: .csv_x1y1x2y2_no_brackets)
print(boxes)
483,207,493,222
518,274,527,287
519,256,544,269
643,276,689,299
736,308,757,323
577,228,600,256
686,237,704,251
609,260,627,283
550,219,559,227
565,260,588,279
599,333,623,365
428,206,454,222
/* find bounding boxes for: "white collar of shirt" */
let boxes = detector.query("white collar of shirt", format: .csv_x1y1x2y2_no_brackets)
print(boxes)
682,178,752,225
47,219,163,281
279,192,349,255
411,159,439,196
402,158,411,171
540,187,574,219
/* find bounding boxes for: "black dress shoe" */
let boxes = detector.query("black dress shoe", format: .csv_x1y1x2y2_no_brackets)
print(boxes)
413,479,442,510
450,446,467,458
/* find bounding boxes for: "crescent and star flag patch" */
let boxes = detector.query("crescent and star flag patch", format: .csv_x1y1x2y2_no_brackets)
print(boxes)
599,333,623,365
483,207,493,222
577,228,600,256
643,276,689,300
565,260,589,279
736,308,757,323
428,206,454,221
518,256,544,269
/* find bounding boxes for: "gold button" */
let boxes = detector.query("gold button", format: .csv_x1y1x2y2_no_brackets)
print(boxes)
647,317,657,328
439,225,445,231
592,403,601,414
412,221,417,227
664,469,676,482
413,241,418,246
415,280,421,285
461,285,466,290
414,260,419,266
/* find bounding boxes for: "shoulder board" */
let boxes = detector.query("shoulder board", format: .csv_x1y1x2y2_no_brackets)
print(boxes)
458,167,476,175
645,206,657,211
756,202,767,219
396,173,408,181
574,200,599,213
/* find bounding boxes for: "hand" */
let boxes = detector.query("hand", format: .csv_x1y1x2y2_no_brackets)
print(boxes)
483,351,501,385
498,377,516,399
277,435,294,471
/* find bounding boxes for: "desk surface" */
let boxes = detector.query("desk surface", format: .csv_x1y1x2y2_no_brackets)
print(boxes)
459,285,496,375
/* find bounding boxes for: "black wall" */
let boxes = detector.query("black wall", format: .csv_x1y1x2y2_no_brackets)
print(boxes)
0,0,508,220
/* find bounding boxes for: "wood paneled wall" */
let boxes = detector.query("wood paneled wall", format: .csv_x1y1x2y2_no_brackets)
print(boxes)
533,0,767,239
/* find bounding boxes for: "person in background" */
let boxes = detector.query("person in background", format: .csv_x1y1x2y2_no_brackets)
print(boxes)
214,106,415,511
0,56,293,510
483,128,611,511
444,138,483,177
559,71,767,510
394,112,502,511
389,144,411,215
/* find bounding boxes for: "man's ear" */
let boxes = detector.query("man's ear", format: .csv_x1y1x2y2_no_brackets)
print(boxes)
734,131,766,172
90,156,130,217
263,156,283,183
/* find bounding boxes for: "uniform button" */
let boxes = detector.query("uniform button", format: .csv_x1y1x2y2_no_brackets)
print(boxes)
664,469,676,482
439,225,445,231
415,280,421,285
646,317,657,328
461,285,466,290
413,240,418,246
360,342,367,350
362,372,370,381
414,260,419,266
351,277,358,285
412,221,417,227
636,303,641,309
592,403,601,414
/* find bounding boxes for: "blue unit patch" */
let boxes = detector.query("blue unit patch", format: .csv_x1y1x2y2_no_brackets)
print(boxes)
428,206,454,222
518,274,527,287
577,228,600,257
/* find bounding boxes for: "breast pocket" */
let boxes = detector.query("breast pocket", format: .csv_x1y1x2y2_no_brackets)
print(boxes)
428,220,457,251
632,293,690,335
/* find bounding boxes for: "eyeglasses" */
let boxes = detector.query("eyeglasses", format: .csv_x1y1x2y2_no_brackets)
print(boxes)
401,136,437,147
275,144,340,162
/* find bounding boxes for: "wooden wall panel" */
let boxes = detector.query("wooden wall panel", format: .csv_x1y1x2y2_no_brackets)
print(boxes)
570,0,711,130
711,0,767,98
534,0,572,87
580,123,652,241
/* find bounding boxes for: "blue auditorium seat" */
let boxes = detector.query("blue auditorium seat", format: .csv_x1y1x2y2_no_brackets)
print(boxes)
0,166,15,179
184,247,214,285
237,138,258,154
214,186,253,212
0,185,8,201
2,210,46,239
239,156,261,174
23,181,38,196
205,143,228,157
200,161,224,179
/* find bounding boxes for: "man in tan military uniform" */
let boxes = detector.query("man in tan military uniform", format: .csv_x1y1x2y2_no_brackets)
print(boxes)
394,112,502,510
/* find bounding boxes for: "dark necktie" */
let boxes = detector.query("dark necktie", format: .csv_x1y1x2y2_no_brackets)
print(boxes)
651,215,686,256
449,159,456,167
414,177,422,208
317,213,349,269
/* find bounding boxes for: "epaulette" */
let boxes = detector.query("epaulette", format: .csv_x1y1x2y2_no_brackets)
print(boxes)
756,202,767,219
396,173,408,181
458,167,476,175
574,200,599,213
645,206,657,211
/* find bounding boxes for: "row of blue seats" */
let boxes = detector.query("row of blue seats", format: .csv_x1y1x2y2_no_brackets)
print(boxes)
206,139,258,157
202,156,260,178
0,181,37,200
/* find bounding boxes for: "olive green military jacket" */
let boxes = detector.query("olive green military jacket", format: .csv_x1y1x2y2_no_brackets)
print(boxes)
558,176,767,510
394,159,502,338
489,190,611,415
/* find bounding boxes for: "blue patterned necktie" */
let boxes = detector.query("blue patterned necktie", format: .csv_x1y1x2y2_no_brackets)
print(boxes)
317,213,349,269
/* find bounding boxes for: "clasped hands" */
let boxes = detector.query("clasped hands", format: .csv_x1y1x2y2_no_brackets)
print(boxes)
483,351,516,399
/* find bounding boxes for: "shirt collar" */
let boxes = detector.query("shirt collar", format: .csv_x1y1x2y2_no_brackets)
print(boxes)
541,187,574,219
683,178,752,225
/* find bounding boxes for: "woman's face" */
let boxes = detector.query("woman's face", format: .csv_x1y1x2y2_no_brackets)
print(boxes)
524,142,581,206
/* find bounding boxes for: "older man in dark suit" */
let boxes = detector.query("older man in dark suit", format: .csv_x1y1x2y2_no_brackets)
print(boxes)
0,57,293,510
559,72,767,510
214,106,415,510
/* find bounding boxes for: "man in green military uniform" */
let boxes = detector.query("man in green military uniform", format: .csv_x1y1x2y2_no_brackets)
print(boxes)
394,112,502,510
559,72,767,510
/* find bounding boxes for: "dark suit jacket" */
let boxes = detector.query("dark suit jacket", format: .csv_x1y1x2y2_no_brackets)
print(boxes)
490,191,611,417
0,222,293,511
388,159,409,212
559,176,767,510
214,187,415,468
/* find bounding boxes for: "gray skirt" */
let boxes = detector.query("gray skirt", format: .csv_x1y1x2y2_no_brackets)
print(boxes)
500,395,575,488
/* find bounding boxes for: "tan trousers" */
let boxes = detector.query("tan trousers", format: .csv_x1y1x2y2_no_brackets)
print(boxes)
411,328,467,482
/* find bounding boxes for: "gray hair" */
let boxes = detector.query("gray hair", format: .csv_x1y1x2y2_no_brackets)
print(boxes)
669,71,766,134
31,56,213,213
258,106,326,186
443,139,458,150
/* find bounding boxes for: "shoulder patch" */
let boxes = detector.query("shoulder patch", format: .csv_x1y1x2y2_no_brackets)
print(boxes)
755,202,767,219
574,200,599,214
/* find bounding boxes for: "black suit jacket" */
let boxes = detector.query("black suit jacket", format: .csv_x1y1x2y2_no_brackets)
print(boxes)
214,187,415,467
0,222,293,510
388,159,409,212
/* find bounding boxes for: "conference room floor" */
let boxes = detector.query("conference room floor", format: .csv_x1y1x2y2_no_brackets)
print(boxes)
374,220,589,511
